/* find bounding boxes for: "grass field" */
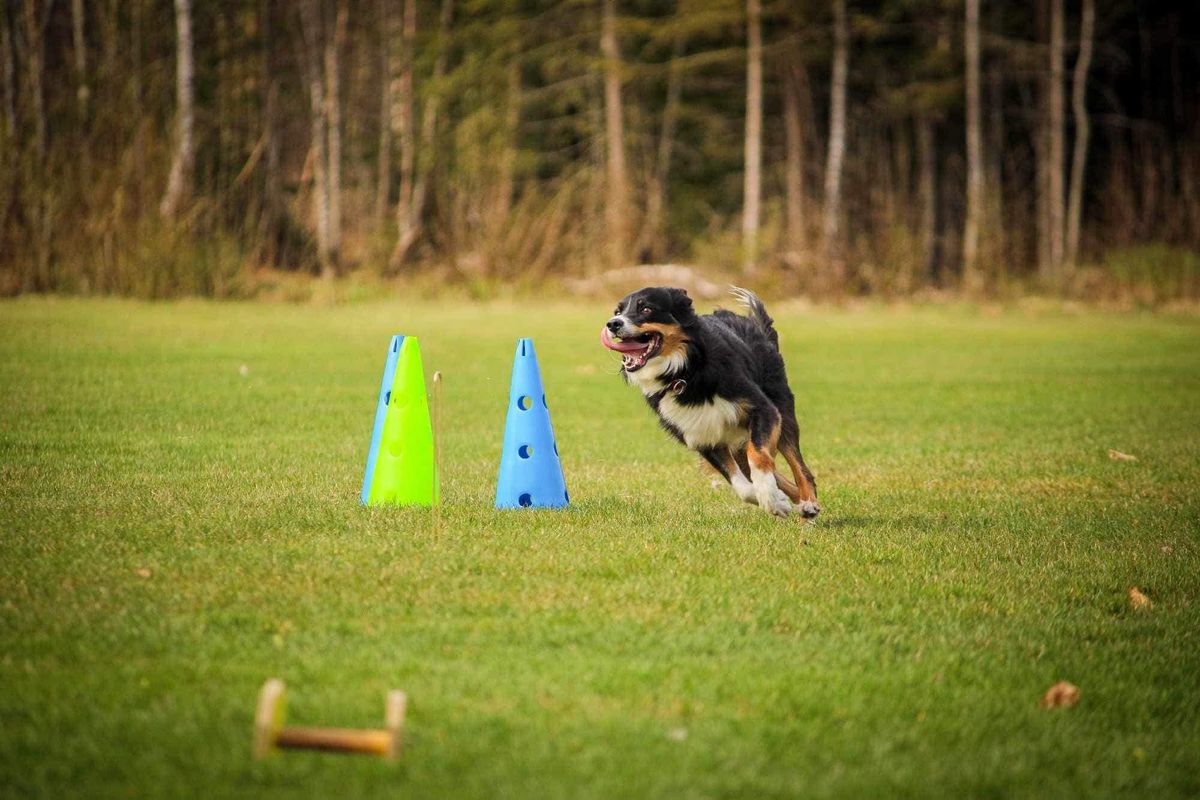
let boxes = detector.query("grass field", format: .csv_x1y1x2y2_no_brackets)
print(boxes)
1,297,1199,798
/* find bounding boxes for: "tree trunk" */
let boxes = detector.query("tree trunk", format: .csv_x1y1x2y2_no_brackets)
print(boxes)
0,8,13,139
160,0,195,219
260,0,284,264
961,0,983,290
741,0,762,275
393,0,415,263
916,114,937,285
299,0,332,275
324,0,348,264
783,56,807,254
374,0,393,229
20,0,51,289
823,0,848,275
70,0,88,125
1046,0,1065,279
393,0,452,267
639,31,682,262
495,57,520,231
1066,0,1094,268
601,0,628,270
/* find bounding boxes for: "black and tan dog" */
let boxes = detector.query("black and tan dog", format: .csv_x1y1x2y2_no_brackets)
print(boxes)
601,286,820,520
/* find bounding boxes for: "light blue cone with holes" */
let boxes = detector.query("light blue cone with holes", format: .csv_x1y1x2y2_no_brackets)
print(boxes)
495,338,569,509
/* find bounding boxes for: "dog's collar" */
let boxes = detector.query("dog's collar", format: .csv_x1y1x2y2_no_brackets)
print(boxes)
650,378,687,402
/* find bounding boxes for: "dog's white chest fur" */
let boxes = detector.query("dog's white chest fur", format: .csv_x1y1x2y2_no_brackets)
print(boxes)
657,393,747,449
625,354,746,449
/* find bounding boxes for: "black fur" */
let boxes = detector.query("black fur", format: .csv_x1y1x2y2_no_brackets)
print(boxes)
607,286,819,518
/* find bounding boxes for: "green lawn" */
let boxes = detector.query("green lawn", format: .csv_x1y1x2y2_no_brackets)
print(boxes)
1,297,1198,798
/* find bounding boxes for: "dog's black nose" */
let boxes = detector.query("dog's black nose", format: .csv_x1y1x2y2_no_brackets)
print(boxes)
606,317,624,333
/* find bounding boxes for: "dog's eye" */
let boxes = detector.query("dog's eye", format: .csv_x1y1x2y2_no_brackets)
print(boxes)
641,306,652,315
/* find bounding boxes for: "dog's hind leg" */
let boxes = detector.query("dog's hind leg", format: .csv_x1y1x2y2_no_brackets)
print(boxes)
778,441,820,519
774,471,802,504
744,398,792,518
699,446,758,505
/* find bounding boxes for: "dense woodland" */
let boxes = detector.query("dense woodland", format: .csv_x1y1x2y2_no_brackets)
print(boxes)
0,0,1197,299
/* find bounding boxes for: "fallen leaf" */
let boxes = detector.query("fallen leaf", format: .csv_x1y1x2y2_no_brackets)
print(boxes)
667,727,688,742
134,567,151,579
1039,681,1080,709
1129,586,1152,611
1161,545,1174,555
1108,449,1137,461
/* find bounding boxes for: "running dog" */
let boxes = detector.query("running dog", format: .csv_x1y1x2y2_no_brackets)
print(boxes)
600,286,820,519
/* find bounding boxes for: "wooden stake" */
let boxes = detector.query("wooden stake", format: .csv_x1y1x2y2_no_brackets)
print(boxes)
253,679,407,760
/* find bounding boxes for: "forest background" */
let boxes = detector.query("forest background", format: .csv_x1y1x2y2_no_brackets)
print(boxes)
1,0,1197,303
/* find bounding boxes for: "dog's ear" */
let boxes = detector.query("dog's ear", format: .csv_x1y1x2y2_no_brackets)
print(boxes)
668,288,695,323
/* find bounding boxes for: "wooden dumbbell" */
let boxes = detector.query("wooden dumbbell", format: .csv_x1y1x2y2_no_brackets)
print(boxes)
253,678,407,760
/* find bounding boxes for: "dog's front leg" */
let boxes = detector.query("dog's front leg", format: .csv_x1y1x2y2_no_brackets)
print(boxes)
744,401,791,518
699,446,758,504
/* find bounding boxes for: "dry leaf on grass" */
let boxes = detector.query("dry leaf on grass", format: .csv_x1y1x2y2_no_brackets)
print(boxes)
1129,587,1152,611
134,567,151,578
1039,681,1080,709
1108,449,1138,461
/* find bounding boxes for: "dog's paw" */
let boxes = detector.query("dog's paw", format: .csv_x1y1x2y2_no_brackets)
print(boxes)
798,500,821,520
758,486,792,518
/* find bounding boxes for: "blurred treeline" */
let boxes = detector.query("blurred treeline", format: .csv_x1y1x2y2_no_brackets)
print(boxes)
1,0,1197,300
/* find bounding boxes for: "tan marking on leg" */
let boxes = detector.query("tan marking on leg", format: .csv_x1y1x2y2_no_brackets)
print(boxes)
745,418,781,474
781,448,817,503
774,471,801,503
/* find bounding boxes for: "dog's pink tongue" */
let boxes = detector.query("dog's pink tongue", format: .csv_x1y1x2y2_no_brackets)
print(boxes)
600,327,647,352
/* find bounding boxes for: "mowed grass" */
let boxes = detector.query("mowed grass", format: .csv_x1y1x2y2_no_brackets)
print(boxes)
1,297,1199,799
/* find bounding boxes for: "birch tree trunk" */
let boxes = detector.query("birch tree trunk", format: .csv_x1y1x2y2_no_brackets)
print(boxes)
961,0,983,290
741,0,762,275
783,57,807,254
1046,0,1065,279
601,0,628,269
823,0,848,274
160,0,195,219
1066,0,1094,268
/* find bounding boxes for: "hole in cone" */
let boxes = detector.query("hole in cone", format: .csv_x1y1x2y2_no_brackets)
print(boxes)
519,445,533,459
518,493,532,507
518,395,532,410
542,394,548,409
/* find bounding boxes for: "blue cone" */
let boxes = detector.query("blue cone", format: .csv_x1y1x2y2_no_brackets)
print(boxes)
495,338,569,509
361,334,404,505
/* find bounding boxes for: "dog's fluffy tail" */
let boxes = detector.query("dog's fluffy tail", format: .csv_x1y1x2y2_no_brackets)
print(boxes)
730,286,779,347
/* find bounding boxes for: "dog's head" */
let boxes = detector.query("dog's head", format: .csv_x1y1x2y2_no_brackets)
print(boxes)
600,286,695,373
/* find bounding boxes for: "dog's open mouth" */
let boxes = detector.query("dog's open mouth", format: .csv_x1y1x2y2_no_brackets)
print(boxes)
600,327,663,372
